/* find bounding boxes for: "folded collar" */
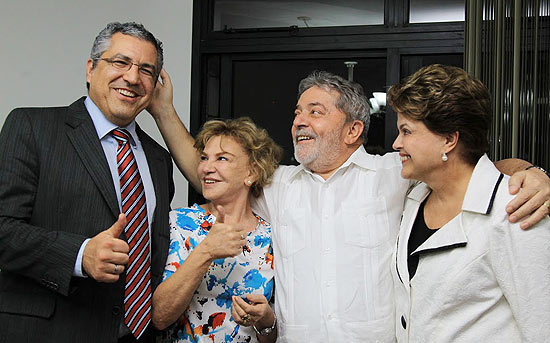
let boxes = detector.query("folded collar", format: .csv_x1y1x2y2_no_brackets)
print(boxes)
407,154,504,215
85,96,138,147
288,145,378,180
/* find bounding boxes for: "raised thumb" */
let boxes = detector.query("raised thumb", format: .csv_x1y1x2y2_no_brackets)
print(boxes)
107,213,127,237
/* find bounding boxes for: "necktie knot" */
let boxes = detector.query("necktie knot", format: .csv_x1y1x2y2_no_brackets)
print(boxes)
112,128,131,146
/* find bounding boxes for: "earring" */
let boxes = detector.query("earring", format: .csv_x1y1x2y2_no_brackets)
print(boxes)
442,152,448,162
246,180,252,185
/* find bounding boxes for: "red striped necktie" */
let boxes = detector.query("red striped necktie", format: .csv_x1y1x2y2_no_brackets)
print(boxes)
112,128,151,339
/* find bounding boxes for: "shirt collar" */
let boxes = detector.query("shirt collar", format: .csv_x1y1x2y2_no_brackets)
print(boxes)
345,145,379,171
462,154,504,215
407,182,431,203
84,96,138,146
406,154,504,215
287,145,378,180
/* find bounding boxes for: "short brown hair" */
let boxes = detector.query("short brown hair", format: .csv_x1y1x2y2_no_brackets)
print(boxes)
387,64,491,165
194,117,283,197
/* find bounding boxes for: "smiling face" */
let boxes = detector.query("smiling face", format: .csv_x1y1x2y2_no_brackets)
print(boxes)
86,32,158,127
392,113,448,182
292,86,353,175
197,135,254,203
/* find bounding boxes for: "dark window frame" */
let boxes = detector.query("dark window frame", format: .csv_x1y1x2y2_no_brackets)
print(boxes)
189,0,465,202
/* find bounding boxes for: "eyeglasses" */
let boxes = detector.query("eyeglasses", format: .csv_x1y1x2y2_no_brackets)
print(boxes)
98,57,157,80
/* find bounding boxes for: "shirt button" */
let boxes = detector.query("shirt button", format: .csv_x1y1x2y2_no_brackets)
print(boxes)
401,315,407,329
327,314,332,319
323,214,329,219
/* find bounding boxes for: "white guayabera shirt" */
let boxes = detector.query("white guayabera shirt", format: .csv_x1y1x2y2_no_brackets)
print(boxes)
252,146,411,343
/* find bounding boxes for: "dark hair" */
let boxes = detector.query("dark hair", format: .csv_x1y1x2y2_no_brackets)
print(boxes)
194,117,283,197
87,22,163,89
387,64,491,165
298,71,371,142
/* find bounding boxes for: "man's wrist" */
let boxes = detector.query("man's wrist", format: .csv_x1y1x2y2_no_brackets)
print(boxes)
525,165,550,179
74,238,91,277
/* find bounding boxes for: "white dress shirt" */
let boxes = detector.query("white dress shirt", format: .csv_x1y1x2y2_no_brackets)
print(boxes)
252,146,411,343
392,154,550,342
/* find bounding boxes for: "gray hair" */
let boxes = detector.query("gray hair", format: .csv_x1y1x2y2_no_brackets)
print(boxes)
298,70,371,142
89,22,164,76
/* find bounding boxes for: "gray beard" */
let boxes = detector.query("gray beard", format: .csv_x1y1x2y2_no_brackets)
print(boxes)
293,131,343,173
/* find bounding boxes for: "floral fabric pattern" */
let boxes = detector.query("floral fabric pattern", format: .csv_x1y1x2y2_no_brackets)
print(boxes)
161,204,274,343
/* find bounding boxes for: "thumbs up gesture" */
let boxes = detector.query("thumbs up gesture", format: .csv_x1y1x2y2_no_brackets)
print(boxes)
82,213,130,282
200,205,248,260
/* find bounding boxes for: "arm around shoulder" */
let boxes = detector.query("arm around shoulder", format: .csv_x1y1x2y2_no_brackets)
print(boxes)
494,158,550,229
493,158,531,175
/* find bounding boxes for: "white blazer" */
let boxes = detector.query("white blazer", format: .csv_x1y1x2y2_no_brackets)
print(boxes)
392,154,550,342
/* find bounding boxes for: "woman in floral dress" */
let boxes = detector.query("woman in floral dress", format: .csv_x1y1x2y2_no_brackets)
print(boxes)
152,118,282,343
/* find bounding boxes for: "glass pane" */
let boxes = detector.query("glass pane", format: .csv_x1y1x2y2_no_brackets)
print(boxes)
213,0,385,31
400,54,464,78
232,57,388,161
409,0,465,23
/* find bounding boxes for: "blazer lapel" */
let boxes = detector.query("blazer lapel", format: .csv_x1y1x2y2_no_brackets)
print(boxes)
65,98,119,218
412,215,468,255
396,183,431,287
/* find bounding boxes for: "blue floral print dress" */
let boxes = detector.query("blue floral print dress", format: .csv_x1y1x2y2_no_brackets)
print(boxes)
161,204,274,343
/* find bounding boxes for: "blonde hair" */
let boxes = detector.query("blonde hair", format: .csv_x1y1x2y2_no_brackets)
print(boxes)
194,117,283,197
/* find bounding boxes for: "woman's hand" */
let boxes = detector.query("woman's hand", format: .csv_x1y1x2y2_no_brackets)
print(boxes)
232,294,275,329
200,205,248,260
145,68,202,191
147,68,177,121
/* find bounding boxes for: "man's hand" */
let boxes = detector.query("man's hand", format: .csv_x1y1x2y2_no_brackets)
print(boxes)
506,167,550,229
82,214,130,282
147,68,176,121
199,205,248,260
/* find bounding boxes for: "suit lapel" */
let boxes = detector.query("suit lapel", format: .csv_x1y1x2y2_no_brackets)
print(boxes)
65,98,119,218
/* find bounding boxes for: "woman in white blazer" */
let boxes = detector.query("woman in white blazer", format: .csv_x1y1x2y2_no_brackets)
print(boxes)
386,64,550,342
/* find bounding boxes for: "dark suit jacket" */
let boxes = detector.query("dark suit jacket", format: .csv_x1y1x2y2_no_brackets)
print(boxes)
0,97,174,342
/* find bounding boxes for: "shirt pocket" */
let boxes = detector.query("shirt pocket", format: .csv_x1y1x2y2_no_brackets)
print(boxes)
0,290,56,319
275,207,307,258
344,315,396,342
342,197,390,249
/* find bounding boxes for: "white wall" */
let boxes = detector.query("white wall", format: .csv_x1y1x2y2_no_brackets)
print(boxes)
0,0,193,207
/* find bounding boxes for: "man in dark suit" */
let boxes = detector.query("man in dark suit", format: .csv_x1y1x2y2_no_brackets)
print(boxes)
0,22,174,342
